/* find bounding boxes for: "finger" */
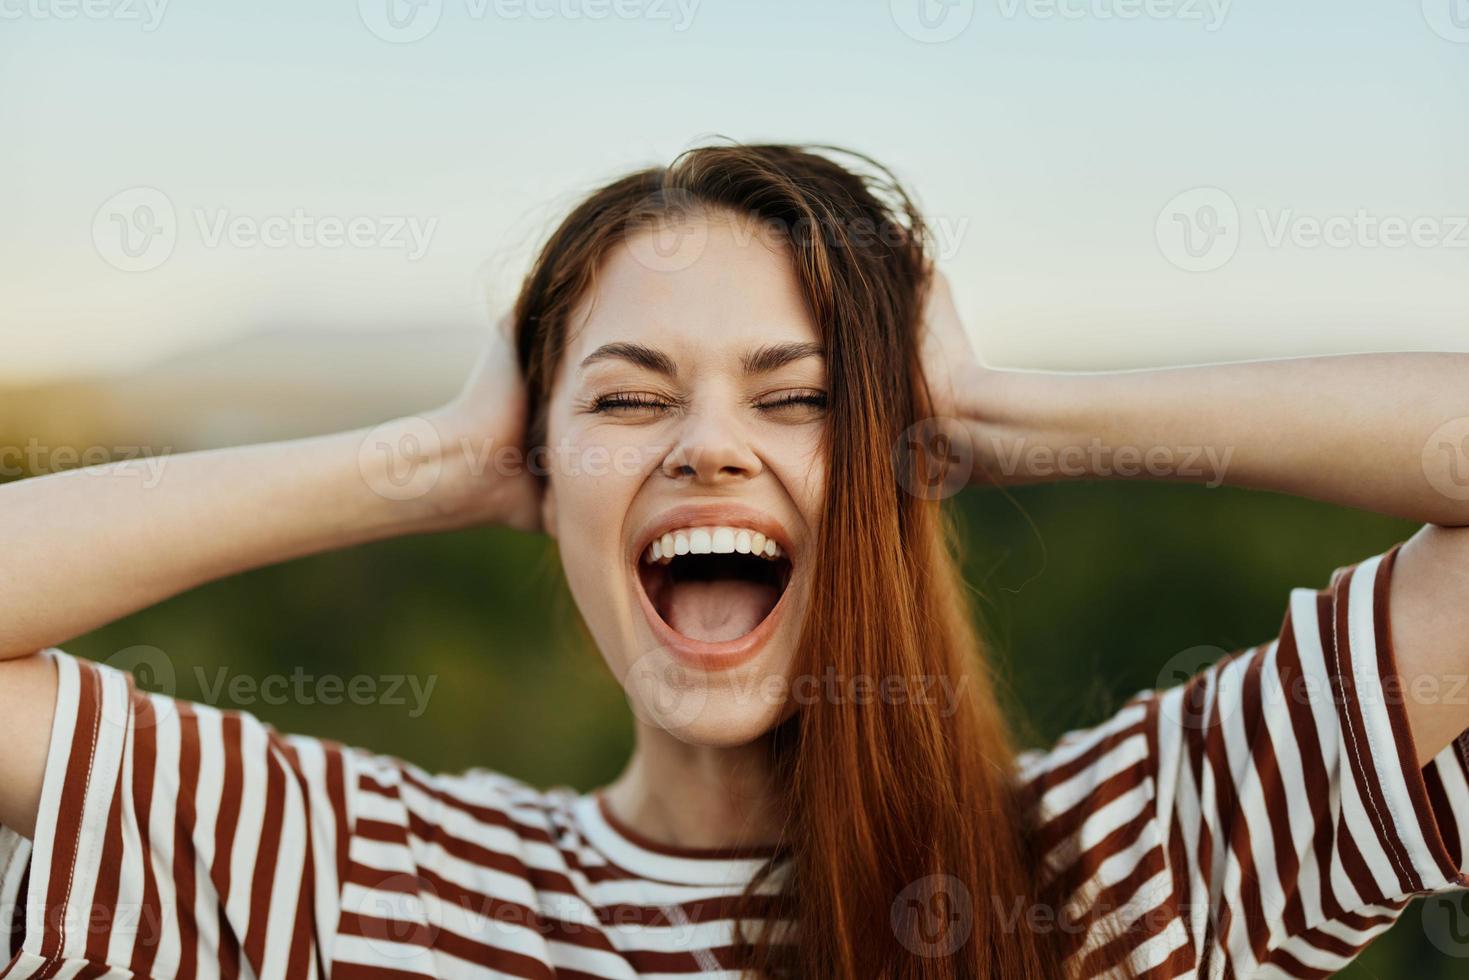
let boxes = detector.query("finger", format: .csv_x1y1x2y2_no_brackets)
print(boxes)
493,310,515,342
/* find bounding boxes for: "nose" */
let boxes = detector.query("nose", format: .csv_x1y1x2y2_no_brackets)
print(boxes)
660,409,763,485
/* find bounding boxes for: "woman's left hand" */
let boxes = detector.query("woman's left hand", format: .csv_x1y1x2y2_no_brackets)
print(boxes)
915,272,1062,488
918,270,987,423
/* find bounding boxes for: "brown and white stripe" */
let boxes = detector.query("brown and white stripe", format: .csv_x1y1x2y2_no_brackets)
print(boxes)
1017,543,1469,977
3,544,1466,978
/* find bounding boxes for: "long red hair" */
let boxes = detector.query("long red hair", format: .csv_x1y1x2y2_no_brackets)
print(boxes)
513,143,1071,979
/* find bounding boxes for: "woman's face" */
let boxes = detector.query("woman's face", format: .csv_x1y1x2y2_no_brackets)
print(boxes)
539,210,826,746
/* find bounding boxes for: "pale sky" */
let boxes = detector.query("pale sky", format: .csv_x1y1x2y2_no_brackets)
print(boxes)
2,0,1466,382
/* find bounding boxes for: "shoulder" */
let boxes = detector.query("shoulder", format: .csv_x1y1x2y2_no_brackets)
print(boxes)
346,748,579,843
1011,544,1469,975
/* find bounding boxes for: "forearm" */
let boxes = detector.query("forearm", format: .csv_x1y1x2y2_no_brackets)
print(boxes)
0,417,459,660
964,353,1469,527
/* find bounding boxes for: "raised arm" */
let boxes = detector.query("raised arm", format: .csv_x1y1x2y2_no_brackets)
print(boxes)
0,323,537,835
922,273,1469,764
922,276,1469,526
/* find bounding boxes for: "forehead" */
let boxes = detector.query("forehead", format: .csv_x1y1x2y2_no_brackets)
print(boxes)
563,213,820,369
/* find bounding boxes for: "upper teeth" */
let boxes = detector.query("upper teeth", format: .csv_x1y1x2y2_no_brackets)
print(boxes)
644,526,785,564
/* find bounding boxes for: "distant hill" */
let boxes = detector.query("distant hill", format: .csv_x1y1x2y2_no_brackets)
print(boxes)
0,327,485,462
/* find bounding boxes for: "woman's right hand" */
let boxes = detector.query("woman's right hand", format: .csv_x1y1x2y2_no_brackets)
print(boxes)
421,314,543,534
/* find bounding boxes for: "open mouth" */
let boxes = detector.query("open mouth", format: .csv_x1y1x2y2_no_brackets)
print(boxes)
636,526,794,647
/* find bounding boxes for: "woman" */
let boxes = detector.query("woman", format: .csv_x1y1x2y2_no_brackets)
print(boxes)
0,143,1466,979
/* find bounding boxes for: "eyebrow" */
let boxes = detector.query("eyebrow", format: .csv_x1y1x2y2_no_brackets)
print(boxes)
741,342,825,375
579,340,825,378
579,342,678,376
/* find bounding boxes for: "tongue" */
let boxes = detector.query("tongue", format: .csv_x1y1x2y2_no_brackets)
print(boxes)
665,579,779,643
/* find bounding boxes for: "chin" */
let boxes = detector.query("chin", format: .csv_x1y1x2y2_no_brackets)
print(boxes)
653,686,794,747
613,629,803,747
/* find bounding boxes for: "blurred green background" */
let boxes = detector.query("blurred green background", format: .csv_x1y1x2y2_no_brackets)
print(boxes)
9,458,1461,974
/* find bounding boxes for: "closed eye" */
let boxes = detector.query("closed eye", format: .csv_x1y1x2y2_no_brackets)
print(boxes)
587,391,678,416
755,389,828,420
584,388,827,420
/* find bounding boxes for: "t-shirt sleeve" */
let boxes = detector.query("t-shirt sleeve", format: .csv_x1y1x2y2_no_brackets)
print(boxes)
1016,543,1469,978
0,650,357,979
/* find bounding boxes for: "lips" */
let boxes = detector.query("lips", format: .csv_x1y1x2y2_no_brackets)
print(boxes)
630,506,796,670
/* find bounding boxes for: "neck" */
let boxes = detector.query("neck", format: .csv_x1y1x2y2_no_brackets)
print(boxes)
603,725,787,851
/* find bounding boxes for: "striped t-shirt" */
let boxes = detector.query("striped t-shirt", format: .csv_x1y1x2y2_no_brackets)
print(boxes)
2,544,1467,979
